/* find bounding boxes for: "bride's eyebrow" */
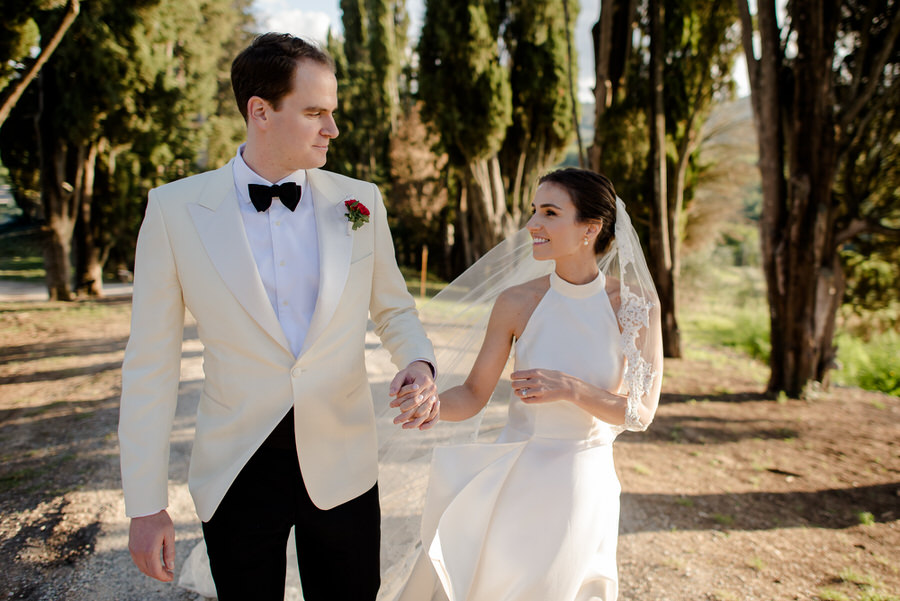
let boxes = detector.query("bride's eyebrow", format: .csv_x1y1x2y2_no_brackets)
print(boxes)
534,203,563,210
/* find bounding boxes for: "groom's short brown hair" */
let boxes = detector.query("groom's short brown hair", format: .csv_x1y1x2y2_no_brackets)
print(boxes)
231,32,335,122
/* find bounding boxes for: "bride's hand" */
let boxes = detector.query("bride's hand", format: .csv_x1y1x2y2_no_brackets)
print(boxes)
511,368,579,404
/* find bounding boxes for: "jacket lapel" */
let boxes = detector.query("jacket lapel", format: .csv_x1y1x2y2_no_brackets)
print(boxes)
301,169,355,356
187,161,292,354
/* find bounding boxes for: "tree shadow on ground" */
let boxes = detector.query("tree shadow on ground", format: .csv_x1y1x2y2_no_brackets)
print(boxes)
0,351,202,385
0,338,131,364
660,391,776,405
0,379,202,517
0,324,199,367
619,413,800,445
613,390,799,445
620,482,899,533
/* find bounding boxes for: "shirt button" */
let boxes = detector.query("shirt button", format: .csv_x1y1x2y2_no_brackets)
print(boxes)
279,260,286,267
275,221,281,226
282,300,289,306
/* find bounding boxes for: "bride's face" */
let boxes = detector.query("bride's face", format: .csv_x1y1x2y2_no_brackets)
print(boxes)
527,182,598,262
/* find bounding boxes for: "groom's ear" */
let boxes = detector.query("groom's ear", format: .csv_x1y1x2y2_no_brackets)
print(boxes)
247,96,271,128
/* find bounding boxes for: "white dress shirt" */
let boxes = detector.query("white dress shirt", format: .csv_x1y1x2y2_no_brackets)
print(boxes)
233,146,319,357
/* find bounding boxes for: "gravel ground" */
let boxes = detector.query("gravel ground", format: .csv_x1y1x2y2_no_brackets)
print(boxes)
2,294,898,601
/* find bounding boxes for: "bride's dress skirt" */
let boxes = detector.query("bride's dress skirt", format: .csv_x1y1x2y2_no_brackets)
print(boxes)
397,271,627,601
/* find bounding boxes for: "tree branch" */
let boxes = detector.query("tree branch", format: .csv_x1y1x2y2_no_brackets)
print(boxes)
835,219,900,247
838,75,900,158
0,0,80,128
846,1,873,101
838,6,900,136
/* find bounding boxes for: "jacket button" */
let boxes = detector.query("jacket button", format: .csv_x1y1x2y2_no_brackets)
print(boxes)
291,367,302,378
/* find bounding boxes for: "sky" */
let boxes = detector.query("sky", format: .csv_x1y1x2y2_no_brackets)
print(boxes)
252,0,749,102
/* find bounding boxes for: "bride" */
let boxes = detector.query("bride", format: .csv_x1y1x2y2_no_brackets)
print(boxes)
391,167,663,601
178,168,662,600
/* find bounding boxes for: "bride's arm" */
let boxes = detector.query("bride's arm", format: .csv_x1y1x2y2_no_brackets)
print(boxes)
510,368,629,425
438,289,523,422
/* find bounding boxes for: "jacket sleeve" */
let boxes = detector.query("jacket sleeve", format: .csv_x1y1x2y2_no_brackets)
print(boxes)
366,183,436,371
118,190,186,517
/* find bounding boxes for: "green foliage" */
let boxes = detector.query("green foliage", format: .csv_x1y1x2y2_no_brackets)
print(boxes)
841,246,900,333
680,259,771,361
680,251,900,398
0,0,252,279
502,1,576,155
499,0,579,214
328,0,407,186
417,0,579,269
832,330,900,397
418,0,512,166
0,226,44,281
594,0,741,255
0,10,39,92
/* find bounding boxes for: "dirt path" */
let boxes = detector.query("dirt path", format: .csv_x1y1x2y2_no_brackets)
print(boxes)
1,295,898,601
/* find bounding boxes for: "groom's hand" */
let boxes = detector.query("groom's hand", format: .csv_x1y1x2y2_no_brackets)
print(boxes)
389,360,439,430
129,510,175,582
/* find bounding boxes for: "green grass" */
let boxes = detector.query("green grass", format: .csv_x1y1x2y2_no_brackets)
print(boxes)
679,264,771,363
860,592,900,601
747,557,766,571
400,265,449,299
0,226,45,281
839,567,880,588
632,463,652,476
817,589,851,601
679,262,900,397
856,511,876,526
832,330,900,397
712,512,734,526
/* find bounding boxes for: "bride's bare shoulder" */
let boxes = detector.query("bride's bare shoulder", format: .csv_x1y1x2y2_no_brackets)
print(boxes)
492,276,551,335
497,275,550,307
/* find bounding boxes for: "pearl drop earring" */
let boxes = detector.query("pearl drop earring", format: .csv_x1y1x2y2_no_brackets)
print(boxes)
583,237,590,246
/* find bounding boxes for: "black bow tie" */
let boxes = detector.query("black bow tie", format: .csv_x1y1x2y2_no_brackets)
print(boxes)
248,182,301,212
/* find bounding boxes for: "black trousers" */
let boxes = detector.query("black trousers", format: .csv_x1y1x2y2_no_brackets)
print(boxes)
201,409,381,601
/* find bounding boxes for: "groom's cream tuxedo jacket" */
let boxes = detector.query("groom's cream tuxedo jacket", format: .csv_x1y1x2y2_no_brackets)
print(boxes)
119,162,435,521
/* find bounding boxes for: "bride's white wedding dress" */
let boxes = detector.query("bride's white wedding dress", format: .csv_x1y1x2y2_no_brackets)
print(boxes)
397,269,626,601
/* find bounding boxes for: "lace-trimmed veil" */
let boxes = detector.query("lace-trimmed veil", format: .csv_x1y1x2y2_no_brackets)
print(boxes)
373,198,664,599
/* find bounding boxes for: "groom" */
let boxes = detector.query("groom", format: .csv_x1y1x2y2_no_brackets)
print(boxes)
119,33,438,600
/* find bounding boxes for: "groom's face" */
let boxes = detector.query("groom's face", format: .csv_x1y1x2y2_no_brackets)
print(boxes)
266,60,340,172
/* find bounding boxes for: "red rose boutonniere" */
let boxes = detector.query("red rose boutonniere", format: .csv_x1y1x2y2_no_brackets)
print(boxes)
344,199,370,232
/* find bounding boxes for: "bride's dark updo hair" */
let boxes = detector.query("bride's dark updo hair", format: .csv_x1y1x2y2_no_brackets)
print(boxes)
538,168,617,255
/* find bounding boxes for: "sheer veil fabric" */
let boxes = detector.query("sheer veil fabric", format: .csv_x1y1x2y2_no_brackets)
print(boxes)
178,198,662,599
374,198,663,599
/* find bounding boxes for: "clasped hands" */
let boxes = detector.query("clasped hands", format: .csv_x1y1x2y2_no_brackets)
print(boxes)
389,360,439,430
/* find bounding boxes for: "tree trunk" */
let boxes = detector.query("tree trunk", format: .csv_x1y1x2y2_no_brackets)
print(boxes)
647,0,681,357
40,144,76,301
462,156,514,262
74,141,103,297
590,0,637,171
561,0,585,168
740,0,843,396
769,1,840,395
37,69,79,301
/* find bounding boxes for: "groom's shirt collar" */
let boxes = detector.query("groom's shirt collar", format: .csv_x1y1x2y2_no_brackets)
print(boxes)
233,144,308,209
